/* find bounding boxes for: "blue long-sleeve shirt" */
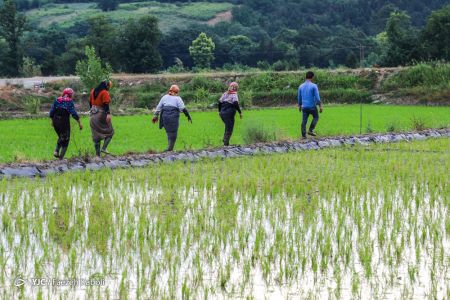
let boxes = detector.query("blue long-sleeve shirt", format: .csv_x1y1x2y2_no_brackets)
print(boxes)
49,97,80,120
298,80,321,109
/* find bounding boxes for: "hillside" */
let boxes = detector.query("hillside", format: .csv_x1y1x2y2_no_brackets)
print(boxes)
25,1,234,32
0,0,449,77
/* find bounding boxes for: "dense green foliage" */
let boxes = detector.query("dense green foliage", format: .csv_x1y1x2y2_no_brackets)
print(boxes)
0,1,449,77
189,32,215,69
0,105,448,163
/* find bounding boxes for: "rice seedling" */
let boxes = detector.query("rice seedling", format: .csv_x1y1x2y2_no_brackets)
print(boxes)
0,138,447,298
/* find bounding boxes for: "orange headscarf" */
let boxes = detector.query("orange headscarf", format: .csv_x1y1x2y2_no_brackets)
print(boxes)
168,85,180,96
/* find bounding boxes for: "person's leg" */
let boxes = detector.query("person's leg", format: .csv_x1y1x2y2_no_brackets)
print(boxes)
309,108,319,134
59,146,68,160
54,139,62,158
101,136,112,154
94,140,101,157
59,135,70,160
221,112,235,146
166,130,177,151
301,109,310,138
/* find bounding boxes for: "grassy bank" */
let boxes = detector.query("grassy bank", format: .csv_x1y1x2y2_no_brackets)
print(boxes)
2,64,449,114
381,62,450,104
0,105,448,163
0,138,448,298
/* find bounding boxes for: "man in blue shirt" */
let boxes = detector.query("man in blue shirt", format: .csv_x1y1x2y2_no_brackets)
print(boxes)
298,71,323,138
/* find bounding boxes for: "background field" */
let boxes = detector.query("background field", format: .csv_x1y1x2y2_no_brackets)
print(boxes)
0,105,448,163
25,1,234,32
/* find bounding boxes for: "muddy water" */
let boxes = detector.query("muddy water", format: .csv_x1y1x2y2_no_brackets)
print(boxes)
0,181,448,299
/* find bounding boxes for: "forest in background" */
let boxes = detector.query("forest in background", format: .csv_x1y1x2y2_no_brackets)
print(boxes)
0,0,449,77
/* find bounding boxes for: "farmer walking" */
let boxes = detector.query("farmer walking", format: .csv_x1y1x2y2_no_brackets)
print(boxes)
218,82,242,146
298,71,323,139
152,85,192,152
89,80,114,156
49,88,83,160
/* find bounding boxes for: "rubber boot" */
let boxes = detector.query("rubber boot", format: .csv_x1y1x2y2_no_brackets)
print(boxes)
94,142,101,157
166,139,176,152
54,144,61,158
223,132,231,146
59,146,68,160
101,137,112,154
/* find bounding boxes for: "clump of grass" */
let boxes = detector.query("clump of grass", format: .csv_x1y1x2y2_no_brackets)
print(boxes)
386,121,400,132
242,121,278,144
410,116,427,131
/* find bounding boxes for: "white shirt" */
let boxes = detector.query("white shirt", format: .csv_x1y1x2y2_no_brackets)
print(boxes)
155,95,186,114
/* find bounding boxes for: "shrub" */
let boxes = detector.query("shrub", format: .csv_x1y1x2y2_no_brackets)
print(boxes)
240,90,253,108
242,121,278,144
23,96,41,114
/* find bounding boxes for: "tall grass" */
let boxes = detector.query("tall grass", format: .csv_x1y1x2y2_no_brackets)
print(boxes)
382,62,450,90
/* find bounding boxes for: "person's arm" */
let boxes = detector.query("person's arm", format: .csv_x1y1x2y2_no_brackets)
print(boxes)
297,87,302,110
69,101,83,129
314,85,323,112
218,101,222,112
182,108,192,123
233,102,242,115
177,97,192,123
152,98,164,123
89,90,93,109
49,100,55,118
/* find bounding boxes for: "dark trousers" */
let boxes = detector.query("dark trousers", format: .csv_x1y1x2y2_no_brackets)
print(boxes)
301,107,319,137
220,107,236,146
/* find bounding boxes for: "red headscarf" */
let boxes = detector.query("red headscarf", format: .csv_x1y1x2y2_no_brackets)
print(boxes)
58,88,74,102
228,82,239,94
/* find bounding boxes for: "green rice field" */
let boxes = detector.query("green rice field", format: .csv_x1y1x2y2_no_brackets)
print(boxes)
0,105,449,163
0,138,448,298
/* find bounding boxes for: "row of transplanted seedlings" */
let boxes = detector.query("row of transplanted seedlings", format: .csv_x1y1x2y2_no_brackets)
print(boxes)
0,138,448,299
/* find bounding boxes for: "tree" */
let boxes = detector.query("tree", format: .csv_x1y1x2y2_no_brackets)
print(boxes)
117,16,162,73
227,35,255,64
421,5,450,61
76,46,112,90
86,15,117,67
189,32,215,69
382,11,420,66
0,0,26,76
97,0,119,12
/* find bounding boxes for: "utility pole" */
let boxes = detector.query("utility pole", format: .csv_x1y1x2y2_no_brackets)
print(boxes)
359,44,365,68
359,44,365,134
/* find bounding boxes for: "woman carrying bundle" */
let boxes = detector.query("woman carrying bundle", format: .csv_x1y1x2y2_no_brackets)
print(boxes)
49,88,83,160
218,82,242,146
152,85,192,152
89,80,114,156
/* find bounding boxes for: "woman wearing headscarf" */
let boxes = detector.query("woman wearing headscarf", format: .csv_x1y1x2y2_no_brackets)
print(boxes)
89,80,114,156
152,85,192,152
49,88,83,160
218,82,242,146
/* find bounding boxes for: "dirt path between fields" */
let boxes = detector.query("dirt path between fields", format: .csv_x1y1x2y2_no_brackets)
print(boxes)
0,129,448,179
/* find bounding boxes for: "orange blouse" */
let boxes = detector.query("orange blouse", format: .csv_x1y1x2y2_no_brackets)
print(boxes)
90,89,111,107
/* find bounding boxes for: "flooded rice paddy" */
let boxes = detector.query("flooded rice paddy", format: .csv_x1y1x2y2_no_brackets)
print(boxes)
0,139,448,299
